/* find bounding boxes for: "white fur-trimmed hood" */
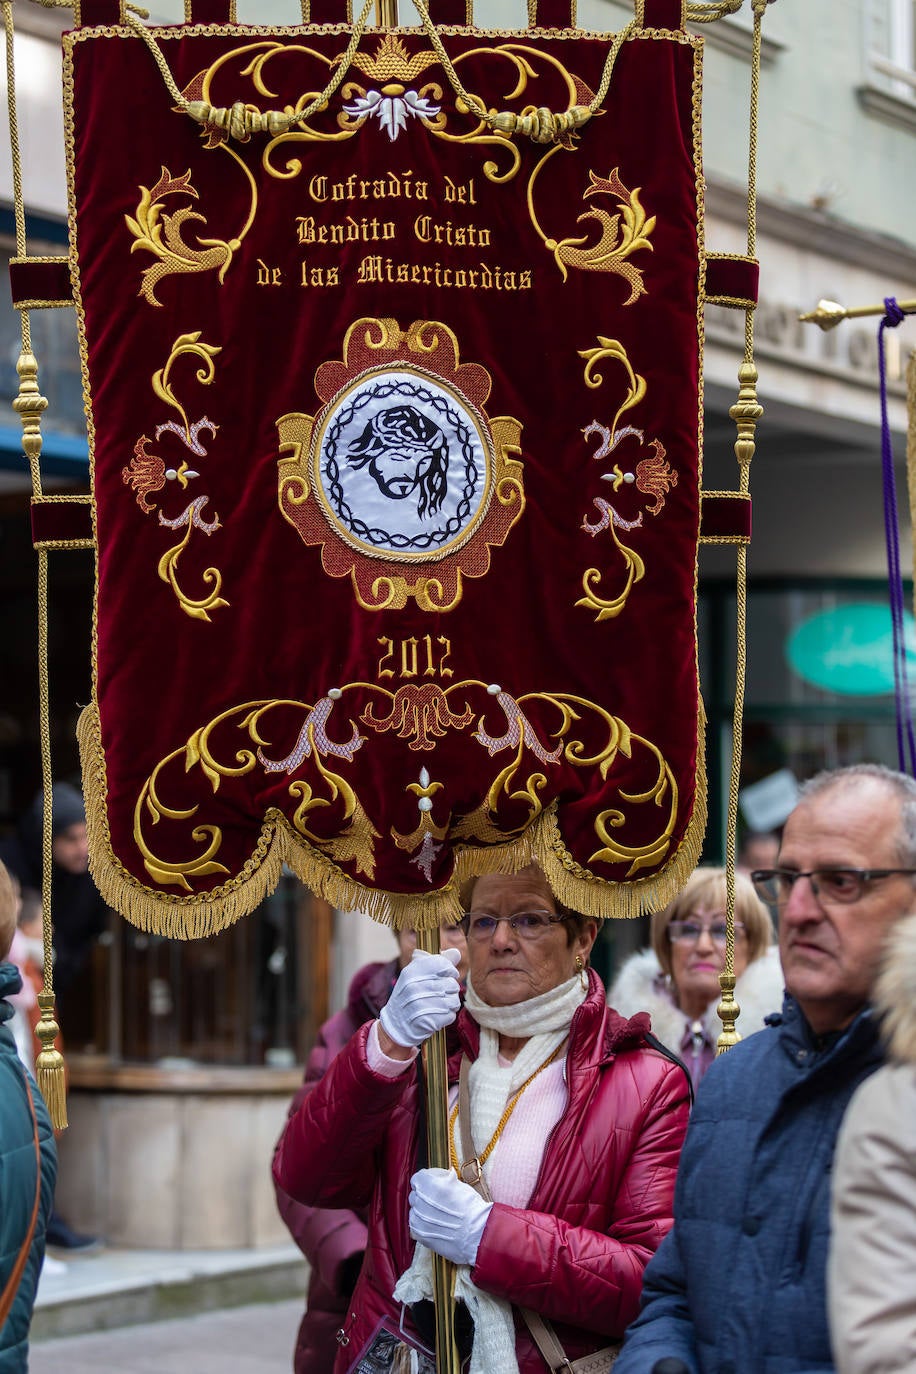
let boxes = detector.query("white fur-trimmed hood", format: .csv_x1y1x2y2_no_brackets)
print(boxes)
607,945,784,1057
873,910,916,1065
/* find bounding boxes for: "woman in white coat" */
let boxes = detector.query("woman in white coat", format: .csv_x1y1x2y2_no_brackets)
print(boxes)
828,910,916,1374
608,866,782,1091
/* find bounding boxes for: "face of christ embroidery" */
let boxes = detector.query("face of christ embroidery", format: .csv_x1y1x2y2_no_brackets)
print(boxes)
277,317,524,610
314,373,489,558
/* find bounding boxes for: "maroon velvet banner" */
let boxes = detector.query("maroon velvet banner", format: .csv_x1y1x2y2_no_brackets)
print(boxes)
66,13,709,933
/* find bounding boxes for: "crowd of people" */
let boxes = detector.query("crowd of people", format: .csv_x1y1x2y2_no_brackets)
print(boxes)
272,761,916,1374
2,761,915,1372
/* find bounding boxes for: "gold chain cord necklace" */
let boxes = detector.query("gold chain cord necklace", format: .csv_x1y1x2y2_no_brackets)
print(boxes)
449,1040,567,1179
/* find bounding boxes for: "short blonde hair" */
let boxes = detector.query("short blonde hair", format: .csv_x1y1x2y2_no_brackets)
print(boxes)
0,860,17,962
650,865,774,979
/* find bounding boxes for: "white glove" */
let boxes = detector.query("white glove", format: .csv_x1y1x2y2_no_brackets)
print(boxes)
378,947,462,1049
408,1167,493,1267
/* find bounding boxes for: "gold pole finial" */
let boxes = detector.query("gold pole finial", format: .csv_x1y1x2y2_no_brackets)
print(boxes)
799,297,916,331
797,299,850,332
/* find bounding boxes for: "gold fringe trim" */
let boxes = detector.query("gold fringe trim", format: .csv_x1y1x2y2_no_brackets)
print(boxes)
78,697,707,935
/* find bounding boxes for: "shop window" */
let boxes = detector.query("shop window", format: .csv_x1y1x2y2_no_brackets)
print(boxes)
61,871,332,1068
700,579,908,859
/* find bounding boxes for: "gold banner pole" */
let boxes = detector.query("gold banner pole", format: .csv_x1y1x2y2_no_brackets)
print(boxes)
375,0,399,26
415,924,461,1374
799,297,916,331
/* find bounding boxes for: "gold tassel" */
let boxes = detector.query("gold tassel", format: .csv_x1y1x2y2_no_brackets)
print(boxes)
715,971,741,1055
35,992,67,1131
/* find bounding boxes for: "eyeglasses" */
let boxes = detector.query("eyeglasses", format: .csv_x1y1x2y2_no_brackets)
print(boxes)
751,867,916,907
460,910,567,942
667,919,745,946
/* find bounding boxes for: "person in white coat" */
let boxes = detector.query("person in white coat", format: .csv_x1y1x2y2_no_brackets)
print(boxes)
608,865,782,1090
828,909,916,1374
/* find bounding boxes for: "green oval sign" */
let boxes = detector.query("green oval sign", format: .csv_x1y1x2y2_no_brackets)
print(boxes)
786,603,916,696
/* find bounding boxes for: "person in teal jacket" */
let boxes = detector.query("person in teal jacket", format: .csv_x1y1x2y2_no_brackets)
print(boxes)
615,764,916,1374
0,859,57,1373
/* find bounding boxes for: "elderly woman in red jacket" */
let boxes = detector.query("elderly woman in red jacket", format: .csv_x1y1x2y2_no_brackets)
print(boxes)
273,862,690,1374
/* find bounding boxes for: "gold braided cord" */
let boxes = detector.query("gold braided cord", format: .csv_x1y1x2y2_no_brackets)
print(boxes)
717,0,765,1056
412,0,634,143
34,551,68,1129
686,0,741,19
121,0,375,140
448,1041,565,1175
105,0,637,147
4,1,68,1127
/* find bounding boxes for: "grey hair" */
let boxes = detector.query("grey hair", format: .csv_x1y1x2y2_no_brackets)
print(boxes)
798,763,916,870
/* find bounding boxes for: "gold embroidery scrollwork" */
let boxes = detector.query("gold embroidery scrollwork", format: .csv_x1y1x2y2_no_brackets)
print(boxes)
576,524,645,623
591,742,678,876
122,332,228,622
576,337,649,622
132,681,680,895
454,688,677,876
134,696,378,889
126,166,252,307
528,160,656,299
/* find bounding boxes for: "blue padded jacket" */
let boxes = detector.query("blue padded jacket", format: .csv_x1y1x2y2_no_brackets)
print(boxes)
615,996,883,1374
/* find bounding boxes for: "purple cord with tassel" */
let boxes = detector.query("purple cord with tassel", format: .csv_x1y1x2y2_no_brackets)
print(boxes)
877,296,916,775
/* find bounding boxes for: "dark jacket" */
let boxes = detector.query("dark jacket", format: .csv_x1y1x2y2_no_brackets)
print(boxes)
615,995,884,1374
0,962,57,1373
0,787,107,993
274,958,400,1374
274,970,690,1374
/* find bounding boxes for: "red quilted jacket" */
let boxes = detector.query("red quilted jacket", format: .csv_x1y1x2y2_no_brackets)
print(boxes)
273,971,690,1373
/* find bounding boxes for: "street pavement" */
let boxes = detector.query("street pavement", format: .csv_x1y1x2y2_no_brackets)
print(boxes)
30,1297,303,1373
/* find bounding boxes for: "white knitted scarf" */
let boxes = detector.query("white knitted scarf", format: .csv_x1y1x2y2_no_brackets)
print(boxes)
393,972,586,1374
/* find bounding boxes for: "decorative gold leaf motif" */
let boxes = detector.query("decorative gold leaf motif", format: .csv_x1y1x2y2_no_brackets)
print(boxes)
528,161,655,299
348,35,440,82
132,682,677,892
361,684,475,752
126,167,239,307
576,521,646,623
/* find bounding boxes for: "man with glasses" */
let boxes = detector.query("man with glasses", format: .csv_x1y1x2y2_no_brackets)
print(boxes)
615,763,916,1374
